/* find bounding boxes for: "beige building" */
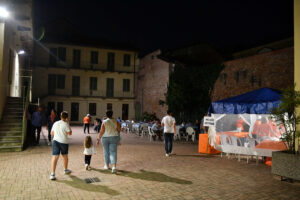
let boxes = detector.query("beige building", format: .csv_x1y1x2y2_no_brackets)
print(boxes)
32,42,139,124
0,0,33,119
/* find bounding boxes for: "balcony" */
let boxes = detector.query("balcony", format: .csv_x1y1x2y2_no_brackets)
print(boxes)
48,89,135,99
35,61,136,73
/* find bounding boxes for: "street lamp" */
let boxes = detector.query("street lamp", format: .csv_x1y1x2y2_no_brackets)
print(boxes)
0,7,9,18
18,50,25,55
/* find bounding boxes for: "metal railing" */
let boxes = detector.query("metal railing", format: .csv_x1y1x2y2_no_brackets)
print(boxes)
34,61,136,73
21,86,30,150
47,90,135,99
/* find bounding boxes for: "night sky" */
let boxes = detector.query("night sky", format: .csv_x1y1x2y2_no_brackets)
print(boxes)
34,0,293,55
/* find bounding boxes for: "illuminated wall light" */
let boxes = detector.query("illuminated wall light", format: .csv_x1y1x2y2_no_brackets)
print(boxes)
0,7,9,18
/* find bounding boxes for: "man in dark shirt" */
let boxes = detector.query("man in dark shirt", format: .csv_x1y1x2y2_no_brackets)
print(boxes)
31,106,45,145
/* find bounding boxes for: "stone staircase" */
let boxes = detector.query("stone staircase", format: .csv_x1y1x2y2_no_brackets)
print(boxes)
0,97,24,152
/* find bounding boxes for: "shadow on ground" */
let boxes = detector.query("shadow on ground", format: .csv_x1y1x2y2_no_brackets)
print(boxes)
92,168,192,185
173,154,217,158
57,175,120,196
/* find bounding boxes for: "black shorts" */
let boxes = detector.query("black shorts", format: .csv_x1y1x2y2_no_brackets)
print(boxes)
52,140,69,155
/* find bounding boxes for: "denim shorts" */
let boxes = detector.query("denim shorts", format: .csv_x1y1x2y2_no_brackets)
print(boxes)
52,140,69,155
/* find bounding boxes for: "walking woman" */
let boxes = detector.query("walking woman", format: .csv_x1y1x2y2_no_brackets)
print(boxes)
97,110,121,173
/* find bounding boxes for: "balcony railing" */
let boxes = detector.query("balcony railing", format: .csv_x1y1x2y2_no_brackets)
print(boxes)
34,61,136,73
50,89,134,99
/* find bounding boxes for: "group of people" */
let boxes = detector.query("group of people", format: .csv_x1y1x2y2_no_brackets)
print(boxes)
49,109,177,180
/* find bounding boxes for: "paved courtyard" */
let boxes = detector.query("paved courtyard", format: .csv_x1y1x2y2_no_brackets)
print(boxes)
0,126,300,200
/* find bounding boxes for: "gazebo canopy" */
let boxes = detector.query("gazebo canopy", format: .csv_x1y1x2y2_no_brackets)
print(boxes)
208,88,282,114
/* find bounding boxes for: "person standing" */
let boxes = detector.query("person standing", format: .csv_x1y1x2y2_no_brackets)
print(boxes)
97,110,121,173
47,109,59,146
161,110,176,157
83,114,91,134
83,136,96,170
31,106,45,145
50,111,72,180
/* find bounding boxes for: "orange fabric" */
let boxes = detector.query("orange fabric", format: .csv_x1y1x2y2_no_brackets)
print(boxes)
198,134,221,154
255,140,287,150
252,120,261,135
264,157,272,166
83,116,90,124
236,118,245,131
234,132,249,138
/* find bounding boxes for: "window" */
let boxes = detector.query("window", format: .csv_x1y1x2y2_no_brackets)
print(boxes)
107,52,115,71
57,75,65,89
123,79,130,92
106,78,114,97
250,75,257,87
91,51,98,64
107,103,112,111
234,71,239,85
58,47,66,61
48,74,56,95
73,49,81,68
90,77,97,90
89,103,97,116
72,76,80,96
57,102,63,116
123,54,131,66
49,48,57,66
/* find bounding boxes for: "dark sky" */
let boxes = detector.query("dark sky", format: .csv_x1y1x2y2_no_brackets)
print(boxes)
34,0,293,54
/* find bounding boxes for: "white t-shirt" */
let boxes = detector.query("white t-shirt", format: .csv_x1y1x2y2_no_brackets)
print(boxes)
52,120,71,144
83,146,96,155
162,115,176,133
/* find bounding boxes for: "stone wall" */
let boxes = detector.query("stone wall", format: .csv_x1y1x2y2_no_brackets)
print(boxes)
212,47,294,101
136,50,170,120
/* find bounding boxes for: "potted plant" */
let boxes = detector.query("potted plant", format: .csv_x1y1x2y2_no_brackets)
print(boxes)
271,84,300,181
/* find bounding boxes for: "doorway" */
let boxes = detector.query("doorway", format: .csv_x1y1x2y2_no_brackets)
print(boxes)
71,102,79,121
122,104,129,120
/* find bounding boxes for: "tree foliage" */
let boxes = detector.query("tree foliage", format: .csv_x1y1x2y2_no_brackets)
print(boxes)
271,84,300,153
166,63,224,123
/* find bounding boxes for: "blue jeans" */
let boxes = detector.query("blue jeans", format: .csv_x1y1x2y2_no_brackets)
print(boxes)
101,136,119,165
164,133,174,154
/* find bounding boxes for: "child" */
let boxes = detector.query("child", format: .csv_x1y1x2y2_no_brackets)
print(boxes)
83,136,96,170
50,111,72,180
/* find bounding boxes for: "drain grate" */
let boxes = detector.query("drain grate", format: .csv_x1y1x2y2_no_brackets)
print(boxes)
84,177,101,184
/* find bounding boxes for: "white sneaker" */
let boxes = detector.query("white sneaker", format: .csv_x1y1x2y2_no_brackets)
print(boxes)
165,154,169,157
50,173,56,180
104,165,109,170
85,164,88,170
112,167,116,174
64,169,71,174
48,141,51,146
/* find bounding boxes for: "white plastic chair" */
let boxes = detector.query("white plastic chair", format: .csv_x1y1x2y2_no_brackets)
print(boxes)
141,123,149,137
175,125,181,140
186,127,195,142
126,123,133,134
148,127,156,142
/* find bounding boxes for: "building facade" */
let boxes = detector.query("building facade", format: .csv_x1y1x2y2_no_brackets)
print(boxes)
32,42,138,124
0,0,33,119
135,50,170,120
211,40,294,101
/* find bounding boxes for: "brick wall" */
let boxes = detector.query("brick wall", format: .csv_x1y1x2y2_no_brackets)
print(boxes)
212,47,294,101
136,50,170,120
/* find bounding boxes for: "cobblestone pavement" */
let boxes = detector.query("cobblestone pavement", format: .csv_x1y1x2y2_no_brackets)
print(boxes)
0,126,300,200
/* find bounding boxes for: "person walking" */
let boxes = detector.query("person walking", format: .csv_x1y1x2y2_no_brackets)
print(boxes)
47,109,59,146
161,110,176,157
50,111,72,180
83,136,96,170
31,106,45,145
83,114,91,134
96,110,121,173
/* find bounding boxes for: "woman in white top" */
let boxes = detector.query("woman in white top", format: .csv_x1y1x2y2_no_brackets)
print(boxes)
97,110,121,173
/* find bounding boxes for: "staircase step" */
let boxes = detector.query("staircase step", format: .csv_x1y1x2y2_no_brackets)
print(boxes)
0,136,22,141
0,146,22,152
0,140,22,146
0,128,22,133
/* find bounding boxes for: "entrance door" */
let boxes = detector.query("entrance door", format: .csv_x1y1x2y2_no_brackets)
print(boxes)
106,78,114,97
71,102,79,121
122,104,129,120
72,76,80,96
48,74,56,95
